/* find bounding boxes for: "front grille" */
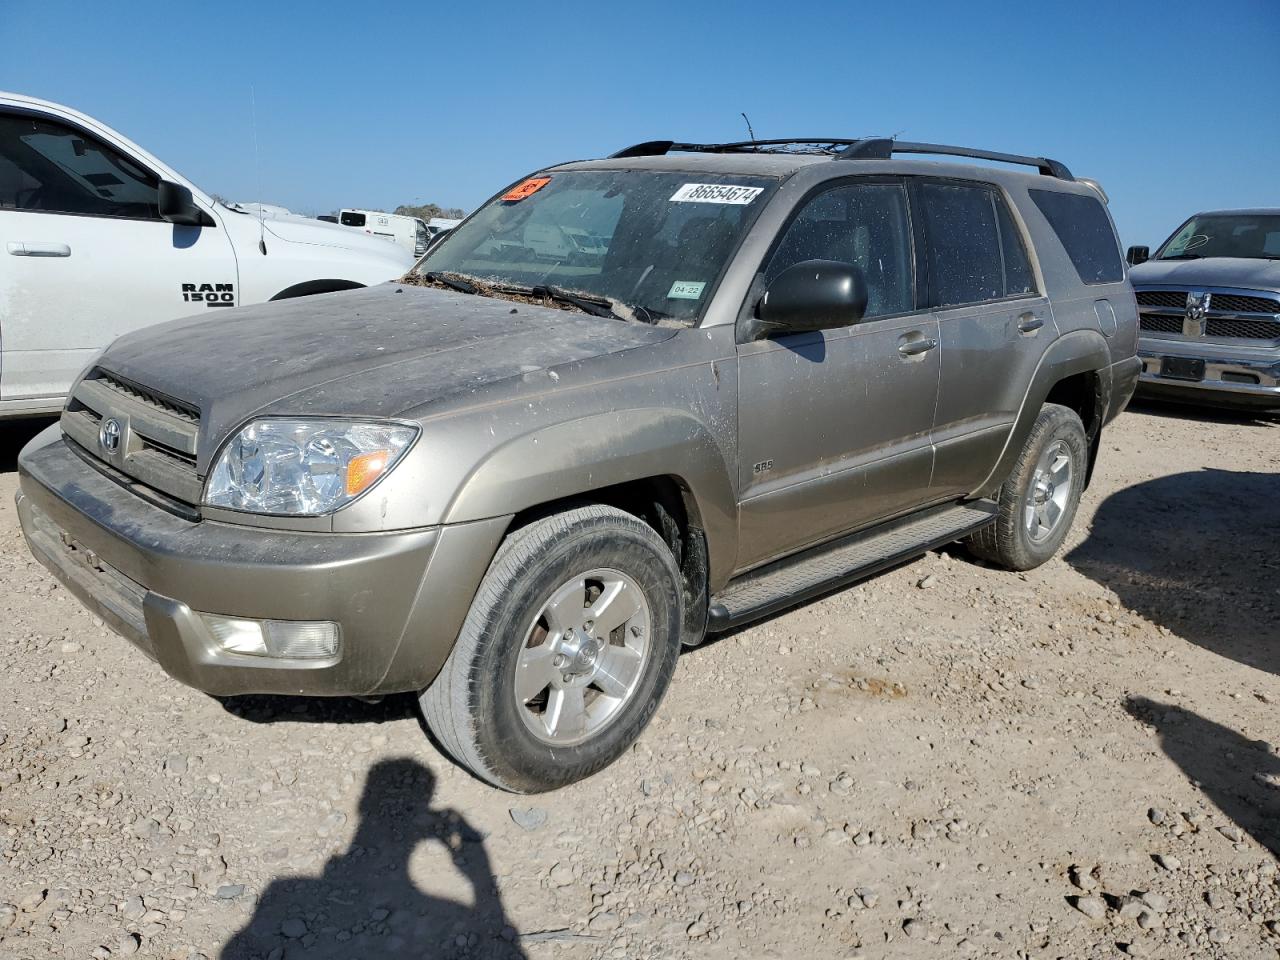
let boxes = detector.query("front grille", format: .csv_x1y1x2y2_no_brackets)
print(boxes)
1135,289,1279,314
1207,293,1280,314
62,370,203,508
1206,318,1280,340
1140,315,1184,334
1135,290,1187,309
96,371,199,422
1140,313,1280,341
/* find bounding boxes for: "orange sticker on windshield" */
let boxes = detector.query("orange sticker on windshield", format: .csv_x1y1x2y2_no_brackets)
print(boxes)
501,177,551,201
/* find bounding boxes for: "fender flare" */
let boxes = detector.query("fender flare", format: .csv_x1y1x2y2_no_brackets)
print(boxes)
269,279,364,301
442,408,739,587
975,329,1113,497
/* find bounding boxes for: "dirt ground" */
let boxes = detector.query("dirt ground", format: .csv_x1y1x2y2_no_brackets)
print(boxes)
0,401,1277,960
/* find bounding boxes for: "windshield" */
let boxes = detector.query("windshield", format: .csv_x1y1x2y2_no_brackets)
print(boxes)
1156,213,1280,260
414,169,778,323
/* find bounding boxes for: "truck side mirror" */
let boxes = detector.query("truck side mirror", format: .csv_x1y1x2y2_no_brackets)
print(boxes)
1126,245,1149,266
749,260,868,340
159,181,214,227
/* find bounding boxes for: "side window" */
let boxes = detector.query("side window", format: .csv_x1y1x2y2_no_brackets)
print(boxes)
920,182,1034,308
996,199,1035,296
0,111,160,219
1029,189,1123,284
765,182,914,320
340,211,366,227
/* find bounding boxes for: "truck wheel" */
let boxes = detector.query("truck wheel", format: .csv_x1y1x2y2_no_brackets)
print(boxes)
967,403,1087,571
420,505,683,793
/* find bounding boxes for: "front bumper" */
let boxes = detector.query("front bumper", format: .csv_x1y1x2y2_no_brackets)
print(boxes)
17,433,507,697
1137,338,1280,409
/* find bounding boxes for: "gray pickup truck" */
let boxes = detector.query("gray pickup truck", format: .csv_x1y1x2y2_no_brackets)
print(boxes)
1127,209,1280,409
16,137,1139,792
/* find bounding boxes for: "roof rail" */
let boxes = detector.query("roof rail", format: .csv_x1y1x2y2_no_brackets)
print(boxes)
837,138,1073,180
607,138,1073,180
608,139,862,158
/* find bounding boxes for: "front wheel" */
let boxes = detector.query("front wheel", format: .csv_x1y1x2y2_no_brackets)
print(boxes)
420,505,683,793
967,403,1087,571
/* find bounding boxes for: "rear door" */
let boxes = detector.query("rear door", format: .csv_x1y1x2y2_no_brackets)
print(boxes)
735,178,941,570
0,108,236,402
915,179,1050,498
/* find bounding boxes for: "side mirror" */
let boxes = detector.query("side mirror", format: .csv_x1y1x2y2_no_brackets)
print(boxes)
1126,245,1149,266
159,180,213,227
751,259,867,339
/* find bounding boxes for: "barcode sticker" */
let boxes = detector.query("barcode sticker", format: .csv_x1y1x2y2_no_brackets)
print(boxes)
669,183,763,205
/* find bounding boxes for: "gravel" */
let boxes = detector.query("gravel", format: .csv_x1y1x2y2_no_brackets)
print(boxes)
1,406,1277,958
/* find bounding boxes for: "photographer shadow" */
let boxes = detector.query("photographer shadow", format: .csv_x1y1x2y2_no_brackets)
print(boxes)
1125,697,1280,857
222,757,526,959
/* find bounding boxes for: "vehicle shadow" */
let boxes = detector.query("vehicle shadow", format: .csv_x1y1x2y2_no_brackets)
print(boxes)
0,416,56,473
1066,468,1280,678
1124,697,1279,857
1126,397,1279,429
218,692,421,725
220,756,527,959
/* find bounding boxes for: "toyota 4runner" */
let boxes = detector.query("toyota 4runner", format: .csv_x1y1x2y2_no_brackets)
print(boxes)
16,137,1140,792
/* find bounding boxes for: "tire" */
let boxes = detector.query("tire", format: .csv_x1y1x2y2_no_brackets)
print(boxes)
420,505,683,793
967,403,1087,571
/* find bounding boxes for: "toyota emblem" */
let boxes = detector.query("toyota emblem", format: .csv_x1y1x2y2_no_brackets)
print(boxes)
99,418,123,454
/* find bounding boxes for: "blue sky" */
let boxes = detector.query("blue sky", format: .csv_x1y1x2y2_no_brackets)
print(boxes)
2,0,1276,245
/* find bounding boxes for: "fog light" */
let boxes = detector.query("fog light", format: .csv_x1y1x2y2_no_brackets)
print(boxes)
200,614,341,660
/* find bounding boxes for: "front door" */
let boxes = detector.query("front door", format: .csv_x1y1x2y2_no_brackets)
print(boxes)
735,179,940,571
0,108,236,402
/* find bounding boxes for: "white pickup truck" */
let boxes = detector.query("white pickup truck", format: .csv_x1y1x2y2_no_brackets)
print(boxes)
0,92,414,418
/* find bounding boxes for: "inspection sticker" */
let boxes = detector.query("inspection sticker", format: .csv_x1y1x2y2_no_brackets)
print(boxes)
669,183,763,205
667,280,706,300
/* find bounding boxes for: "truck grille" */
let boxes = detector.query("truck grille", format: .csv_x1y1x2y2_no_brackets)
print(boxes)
1135,290,1280,315
61,371,203,510
1135,290,1187,309
1136,288,1280,343
1139,315,1183,334
1139,315,1280,341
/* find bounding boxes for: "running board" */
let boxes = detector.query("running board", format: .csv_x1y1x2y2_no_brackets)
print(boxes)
706,500,997,632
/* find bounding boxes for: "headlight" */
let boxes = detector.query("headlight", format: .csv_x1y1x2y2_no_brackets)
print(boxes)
204,419,418,516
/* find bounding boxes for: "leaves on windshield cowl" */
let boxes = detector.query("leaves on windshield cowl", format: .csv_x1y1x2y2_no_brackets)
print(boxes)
401,271,609,313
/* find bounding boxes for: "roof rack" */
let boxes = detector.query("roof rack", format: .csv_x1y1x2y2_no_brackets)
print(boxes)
607,137,1074,180
609,139,861,158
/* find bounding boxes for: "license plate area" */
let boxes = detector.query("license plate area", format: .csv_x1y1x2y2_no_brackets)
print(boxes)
1161,356,1205,381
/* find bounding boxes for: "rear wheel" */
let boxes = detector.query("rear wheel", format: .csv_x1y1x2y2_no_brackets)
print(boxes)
967,403,1087,571
420,505,682,792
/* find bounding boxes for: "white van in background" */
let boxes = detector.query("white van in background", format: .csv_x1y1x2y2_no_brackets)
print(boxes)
0,91,414,417
339,209,430,258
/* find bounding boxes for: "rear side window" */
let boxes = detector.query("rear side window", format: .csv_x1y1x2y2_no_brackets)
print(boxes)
920,182,1035,308
340,211,366,227
1029,189,1123,284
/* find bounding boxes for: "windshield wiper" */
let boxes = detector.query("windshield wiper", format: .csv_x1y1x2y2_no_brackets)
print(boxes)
1159,253,1202,260
530,285,625,321
423,271,478,295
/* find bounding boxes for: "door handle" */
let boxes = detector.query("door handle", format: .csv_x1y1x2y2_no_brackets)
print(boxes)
898,336,938,357
7,241,71,257
1017,313,1045,333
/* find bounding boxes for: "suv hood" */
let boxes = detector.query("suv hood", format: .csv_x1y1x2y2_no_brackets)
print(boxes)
1130,257,1280,291
97,285,677,455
